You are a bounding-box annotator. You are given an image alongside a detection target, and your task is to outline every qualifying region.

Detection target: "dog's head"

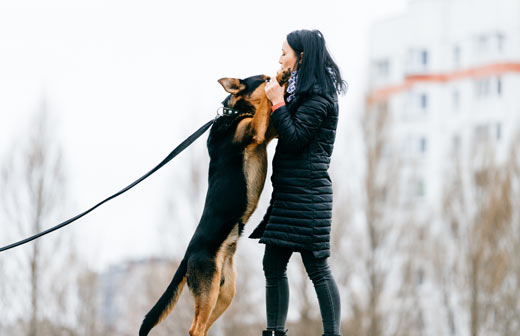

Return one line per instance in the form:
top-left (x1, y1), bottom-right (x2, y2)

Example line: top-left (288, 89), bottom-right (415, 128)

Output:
top-left (217, 71), bottom-right (291, 114)
top-left (217, 75), bottom-right (270, 115)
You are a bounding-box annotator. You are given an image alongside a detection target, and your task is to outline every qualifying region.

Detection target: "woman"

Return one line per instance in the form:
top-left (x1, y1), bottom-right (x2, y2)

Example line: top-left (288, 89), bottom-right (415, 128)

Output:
top-left (249, 29), bottom-right (347, 336)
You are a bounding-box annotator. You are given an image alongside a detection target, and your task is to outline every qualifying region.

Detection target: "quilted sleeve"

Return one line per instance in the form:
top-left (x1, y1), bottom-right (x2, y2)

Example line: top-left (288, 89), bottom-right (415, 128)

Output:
top-left (271, 95), bottom-right (330, 152)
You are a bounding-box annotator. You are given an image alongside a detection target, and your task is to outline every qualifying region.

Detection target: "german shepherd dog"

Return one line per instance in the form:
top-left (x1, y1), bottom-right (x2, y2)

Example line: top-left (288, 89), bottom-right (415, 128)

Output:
top-left (139, 72), bottom-right (289, 336)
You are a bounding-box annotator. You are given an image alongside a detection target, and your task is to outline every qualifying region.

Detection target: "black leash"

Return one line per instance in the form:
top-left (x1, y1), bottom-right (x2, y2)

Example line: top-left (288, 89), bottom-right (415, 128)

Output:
top-left (0, 118), bottom-right (215, 253)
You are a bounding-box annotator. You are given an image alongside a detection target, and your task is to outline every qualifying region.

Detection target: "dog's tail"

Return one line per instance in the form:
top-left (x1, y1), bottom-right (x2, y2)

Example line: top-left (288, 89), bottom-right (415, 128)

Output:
top-left (139, 258), bottom-right (188, 336)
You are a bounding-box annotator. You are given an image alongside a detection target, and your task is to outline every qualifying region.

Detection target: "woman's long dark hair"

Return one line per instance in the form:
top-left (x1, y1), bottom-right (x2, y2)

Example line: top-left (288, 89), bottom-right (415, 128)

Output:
top-left (287, 29), bottom-right (347, 97)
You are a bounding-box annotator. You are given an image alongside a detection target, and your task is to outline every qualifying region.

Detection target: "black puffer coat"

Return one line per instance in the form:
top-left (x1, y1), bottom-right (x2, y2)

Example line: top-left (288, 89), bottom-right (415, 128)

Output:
top-left (249, 91), bottom-right (339, 258)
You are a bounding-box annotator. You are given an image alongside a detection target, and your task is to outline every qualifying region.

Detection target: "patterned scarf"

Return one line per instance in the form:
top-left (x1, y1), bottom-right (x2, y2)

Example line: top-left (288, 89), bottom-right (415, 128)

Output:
top-left (285, 67), bottom-right (337, 103)
top-left (286, 70), bottom-right (298, 103)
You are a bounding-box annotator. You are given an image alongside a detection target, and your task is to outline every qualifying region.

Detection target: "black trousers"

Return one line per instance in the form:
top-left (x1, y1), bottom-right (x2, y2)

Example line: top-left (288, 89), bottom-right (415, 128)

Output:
top-left (262, 244), bottom-right (341, 335)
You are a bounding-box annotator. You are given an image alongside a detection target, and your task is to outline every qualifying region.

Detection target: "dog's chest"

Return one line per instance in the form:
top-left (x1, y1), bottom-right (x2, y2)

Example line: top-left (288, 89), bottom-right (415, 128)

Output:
top-left (206, 115), bottom-right (250, 164)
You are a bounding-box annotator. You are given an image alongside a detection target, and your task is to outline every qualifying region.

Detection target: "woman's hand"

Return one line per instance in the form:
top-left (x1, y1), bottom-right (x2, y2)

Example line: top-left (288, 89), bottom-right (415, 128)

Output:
top-left (265, 76), bottom-right (285, 106)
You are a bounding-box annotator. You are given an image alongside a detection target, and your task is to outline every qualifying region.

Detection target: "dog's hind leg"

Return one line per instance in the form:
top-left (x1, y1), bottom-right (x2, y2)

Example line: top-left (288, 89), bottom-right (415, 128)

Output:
top-left (187, 255), bottom-right (223, 336)
top-left (204, 255), bottom-right (237, 335)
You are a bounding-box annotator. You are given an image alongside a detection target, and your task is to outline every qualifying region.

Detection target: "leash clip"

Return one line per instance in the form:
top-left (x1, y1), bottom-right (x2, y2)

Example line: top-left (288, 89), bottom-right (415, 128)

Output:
top-left (215, 106), bottom-right (224, 119)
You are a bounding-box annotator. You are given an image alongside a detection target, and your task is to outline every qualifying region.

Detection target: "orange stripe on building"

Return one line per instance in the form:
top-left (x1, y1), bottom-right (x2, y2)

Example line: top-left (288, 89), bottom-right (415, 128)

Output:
top-left (367, 62), bottom-right (520, 105)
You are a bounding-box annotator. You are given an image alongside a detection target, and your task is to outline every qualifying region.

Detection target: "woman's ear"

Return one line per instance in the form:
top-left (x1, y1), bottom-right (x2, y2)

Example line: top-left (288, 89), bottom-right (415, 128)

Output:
top-left (299, 52), bottom-right (304, 64)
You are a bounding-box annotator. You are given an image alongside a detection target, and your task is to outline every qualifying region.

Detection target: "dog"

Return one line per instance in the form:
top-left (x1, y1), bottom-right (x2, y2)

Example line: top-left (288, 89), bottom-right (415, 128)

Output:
top-left (139, 72), bottom-right (289, 336)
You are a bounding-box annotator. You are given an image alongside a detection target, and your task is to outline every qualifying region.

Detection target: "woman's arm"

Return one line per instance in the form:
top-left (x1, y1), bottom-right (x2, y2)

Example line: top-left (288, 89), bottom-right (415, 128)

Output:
top-left (271, 95), bottom-right (329, 152)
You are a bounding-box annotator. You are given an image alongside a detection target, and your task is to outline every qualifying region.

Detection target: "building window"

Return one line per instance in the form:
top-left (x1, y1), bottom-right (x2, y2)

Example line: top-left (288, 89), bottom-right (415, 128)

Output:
top-left (417, 268), bottom-right (425, 285)
top-left (406, 178), bottom-right (426, 199)
top-left (476, 77), bottom-right (502, 97)
top-left (477, 35), bottom-right (489, 52)
top-left (374, 59), bottom-right (390, 78)
top-left (452, 135), bottom-right (461, 152)
top-left (453, 45), bottom-right (461, 67)
top-left (419, 137), bottom-right (428, 153)
top-left (420, 94), bottom-right (428, 110)
top-left (452, 90), bottom-right (460, 109)
top-left (406, 48), bottom-right (429, 73)
top-left (476, 32), bottom-right (505, 55)
top-left (421, 50), bottom-right (429, 66)
top-left (496, 123), bottom-right (502, 140)
top-left (417, 180), bottom-right (426, 197)
top-left (475, 124), bottom-right (489, 142)
top-left (496, 33), bottom-right (505, 52)
top-left (475, 78), bottom-right (491, 98)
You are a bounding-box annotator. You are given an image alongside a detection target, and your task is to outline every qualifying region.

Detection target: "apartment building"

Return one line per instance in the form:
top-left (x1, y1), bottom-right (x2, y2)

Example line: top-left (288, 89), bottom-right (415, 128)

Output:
top-left (367, 0), bottom-right (520, 210)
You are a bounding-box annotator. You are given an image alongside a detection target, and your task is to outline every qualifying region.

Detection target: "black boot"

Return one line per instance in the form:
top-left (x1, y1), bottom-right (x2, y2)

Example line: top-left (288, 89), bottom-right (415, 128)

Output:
top-left (262, 330), bottom-right (287, 336)
top-left (322, 334), bottom-right (341, 336)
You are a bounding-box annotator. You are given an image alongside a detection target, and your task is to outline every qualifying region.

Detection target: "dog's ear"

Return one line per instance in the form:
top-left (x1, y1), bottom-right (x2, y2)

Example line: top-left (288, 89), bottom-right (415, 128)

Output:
top-left (218, 78), bottom-right (246, 95)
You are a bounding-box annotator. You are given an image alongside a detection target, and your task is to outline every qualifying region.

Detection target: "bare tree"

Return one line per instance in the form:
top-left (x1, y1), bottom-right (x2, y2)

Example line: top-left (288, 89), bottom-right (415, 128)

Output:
top-left (75, 266), bottom-right (105, 336)
top-left (362, 104), bottom-right (393, 336)
top-left (440, 132), bottom-right (520, 336)
top-left (496, 132), bottom-right (520, 335)
top-left (96, 257), bottom-right (194, 336)
top-left (0, 104), bottom-right (76, 335)
top-left (0, 256), bottom-right (7, 334)
top-left (332, 103), bottom-right (425, 336)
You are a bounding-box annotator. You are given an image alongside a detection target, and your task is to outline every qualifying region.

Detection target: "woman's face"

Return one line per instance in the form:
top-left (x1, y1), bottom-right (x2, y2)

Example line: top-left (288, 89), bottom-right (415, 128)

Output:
top-left (279, 39), bottom-right (298, 73)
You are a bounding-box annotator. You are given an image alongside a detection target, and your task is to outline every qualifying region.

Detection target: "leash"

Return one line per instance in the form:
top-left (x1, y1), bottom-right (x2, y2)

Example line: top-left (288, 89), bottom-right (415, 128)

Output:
top-left (0, 117), bottom-right (218, 253)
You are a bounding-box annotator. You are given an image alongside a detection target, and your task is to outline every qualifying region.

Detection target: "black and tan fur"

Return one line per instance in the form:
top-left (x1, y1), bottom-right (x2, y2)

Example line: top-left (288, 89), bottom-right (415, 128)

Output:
top-left (139, 72), bottom-right (288, 336)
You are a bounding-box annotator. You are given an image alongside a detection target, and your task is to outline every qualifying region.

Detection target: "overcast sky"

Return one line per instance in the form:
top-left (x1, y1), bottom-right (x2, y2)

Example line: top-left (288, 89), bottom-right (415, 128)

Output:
top-left (0, 0), bottom-right (408, 269)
